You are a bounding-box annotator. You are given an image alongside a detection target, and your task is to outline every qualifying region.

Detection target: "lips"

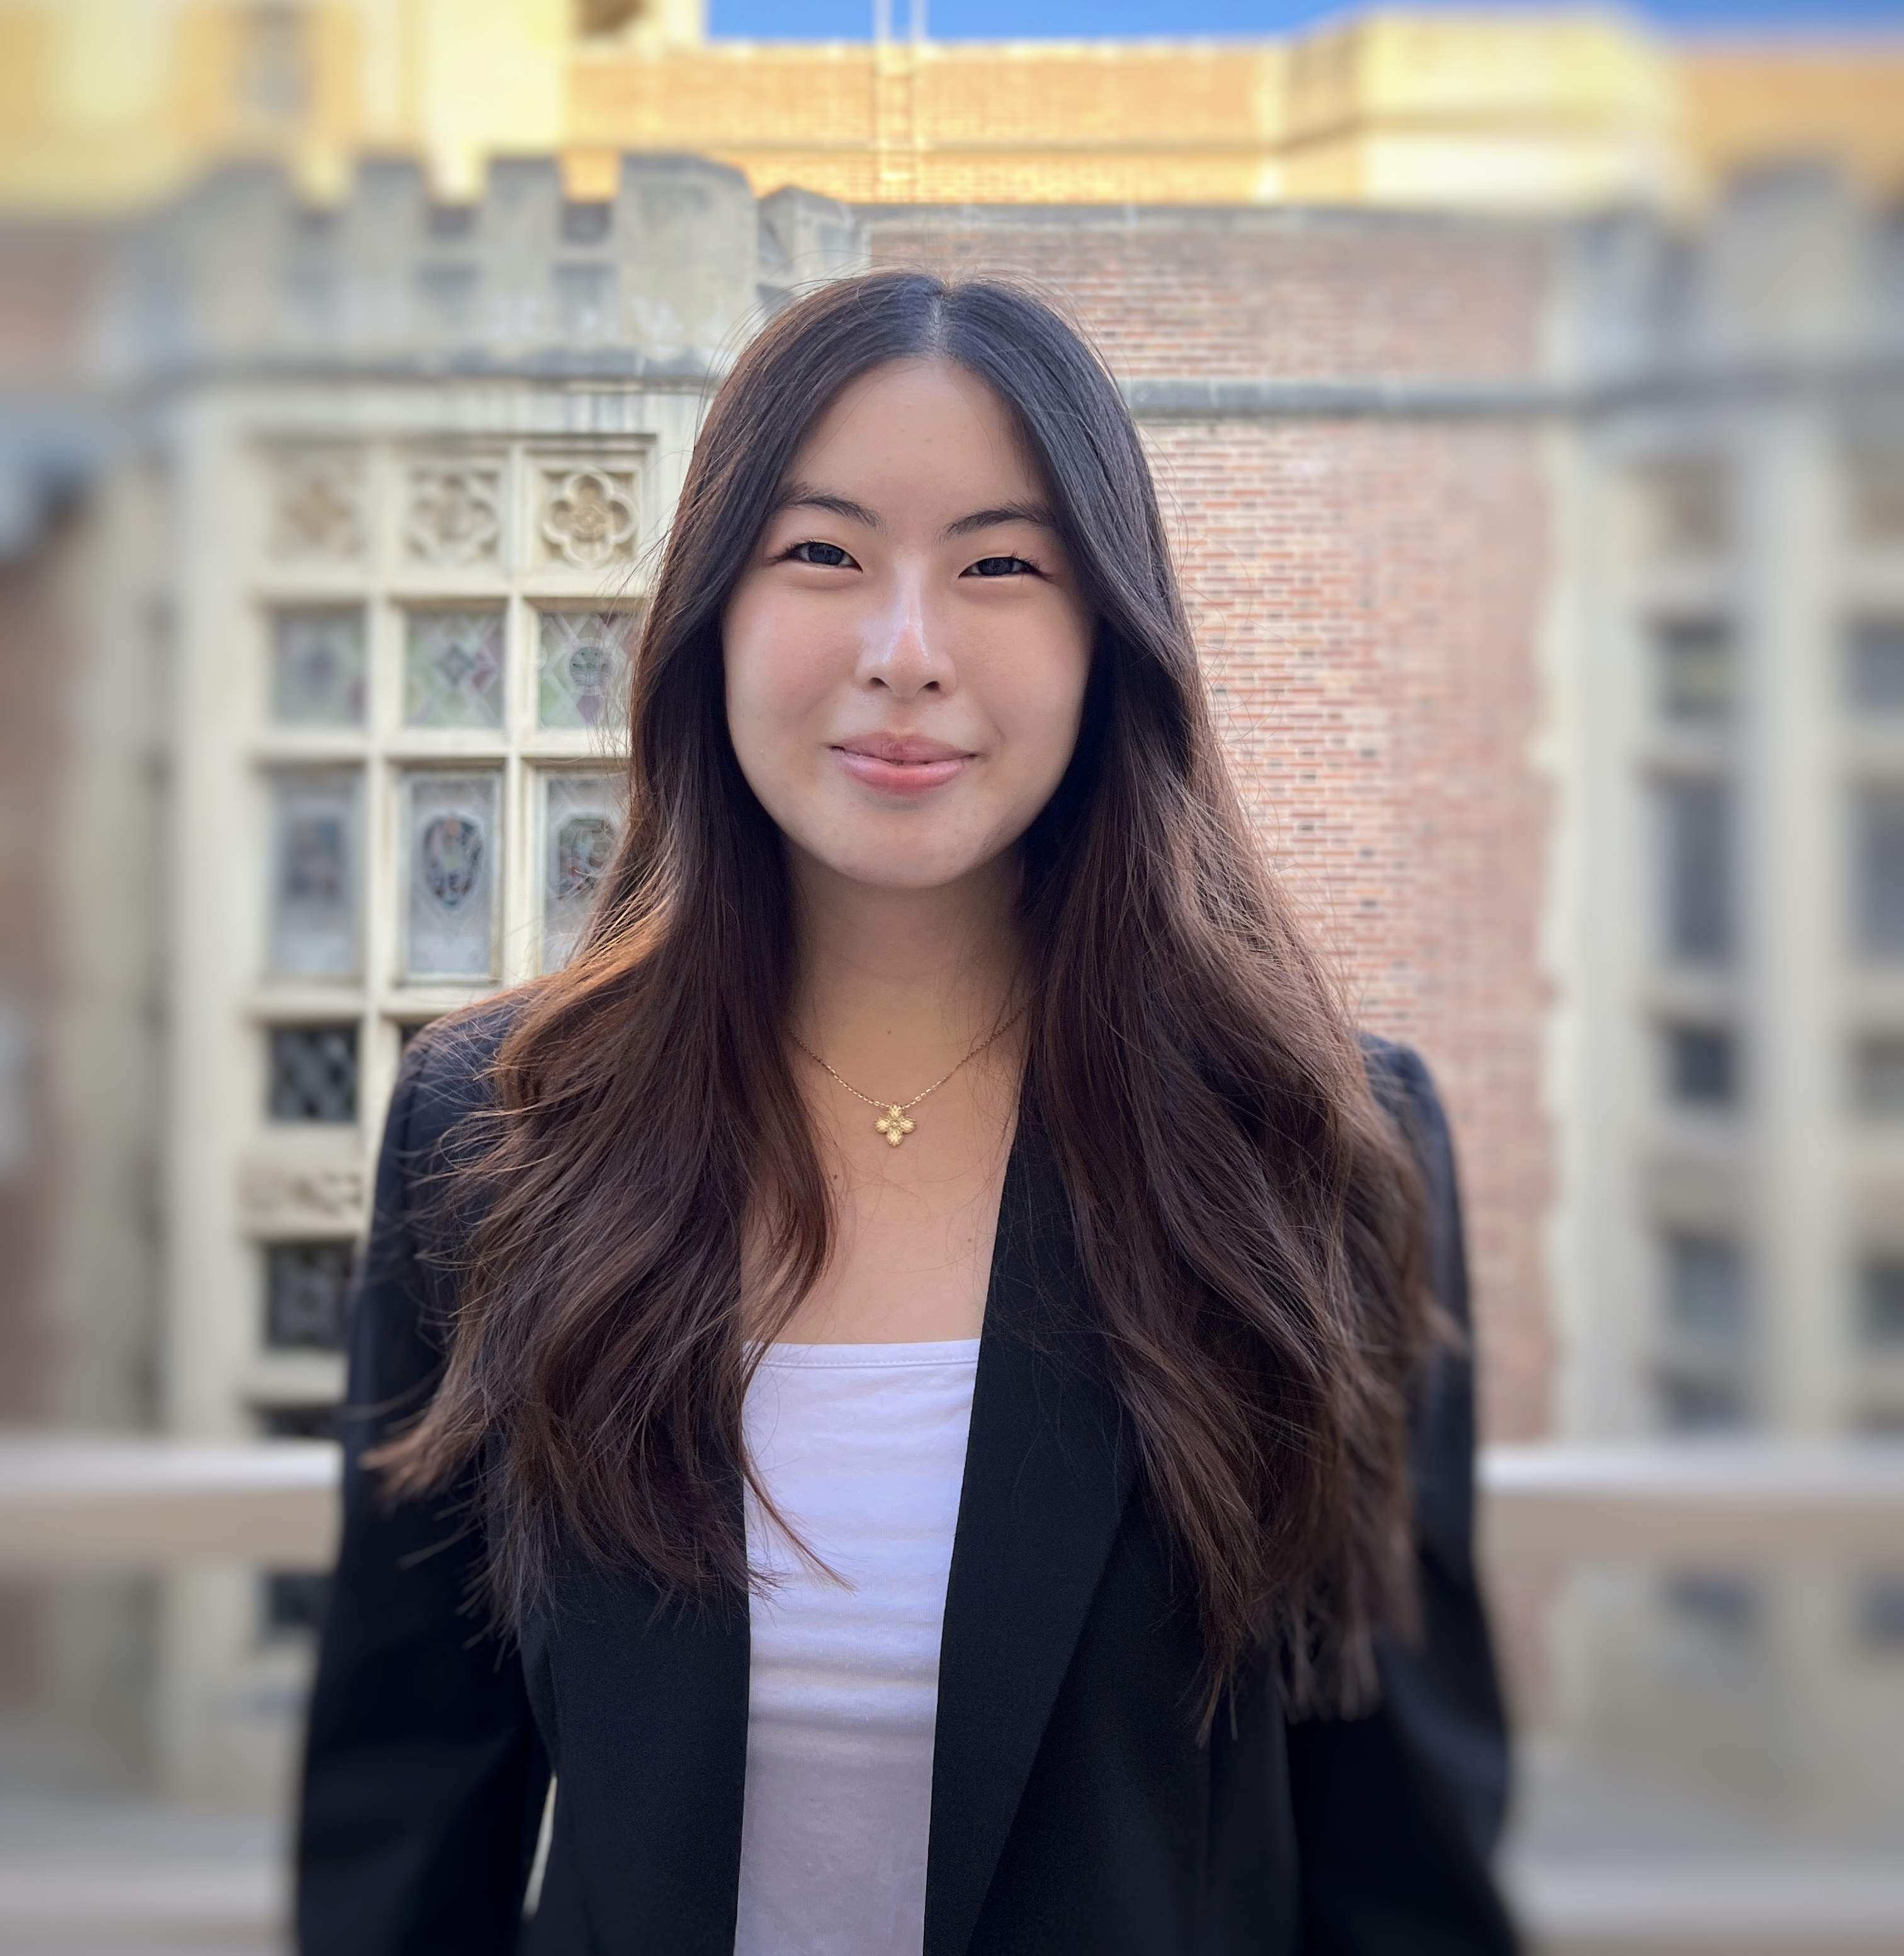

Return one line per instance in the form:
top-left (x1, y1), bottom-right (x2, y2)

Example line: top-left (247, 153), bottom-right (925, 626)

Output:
top-left (830, 732), bottom-right (975, 797)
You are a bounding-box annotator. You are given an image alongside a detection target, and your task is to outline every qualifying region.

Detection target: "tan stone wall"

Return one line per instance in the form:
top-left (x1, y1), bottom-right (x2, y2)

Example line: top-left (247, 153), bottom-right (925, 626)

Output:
top-left (4, 3), bottom-right (1902, 215)
top-left (1683, 46), bottom-right (1904, 205)
top-left (567, 43), bottom-right (1286, 206)
top-left (867, 209), bottom-right (1556, 1441)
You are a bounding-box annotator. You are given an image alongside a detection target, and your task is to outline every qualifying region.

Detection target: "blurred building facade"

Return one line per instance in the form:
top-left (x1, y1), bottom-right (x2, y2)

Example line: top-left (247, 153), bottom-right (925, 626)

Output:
top-left (3, 0), bottom-right (1904, 214)
top-left (0, 0), bottom-right (1901, 1880)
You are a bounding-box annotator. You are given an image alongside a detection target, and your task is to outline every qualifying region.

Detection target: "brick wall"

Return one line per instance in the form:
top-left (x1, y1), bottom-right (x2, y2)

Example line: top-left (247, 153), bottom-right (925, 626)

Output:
top-left (868, 208), bottom-right (1556, 1440)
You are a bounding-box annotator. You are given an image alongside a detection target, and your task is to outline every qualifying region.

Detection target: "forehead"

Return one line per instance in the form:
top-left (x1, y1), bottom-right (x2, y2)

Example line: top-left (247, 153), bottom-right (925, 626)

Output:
top-left (786, 358), bottom-right (1041, 502)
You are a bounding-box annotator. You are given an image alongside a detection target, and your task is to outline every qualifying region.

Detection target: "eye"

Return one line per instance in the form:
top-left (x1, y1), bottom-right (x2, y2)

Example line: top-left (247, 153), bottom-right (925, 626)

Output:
top-left (965, 554), bottom-right (1037, 579)
top-left (787, 540), bottom-right (858, 569)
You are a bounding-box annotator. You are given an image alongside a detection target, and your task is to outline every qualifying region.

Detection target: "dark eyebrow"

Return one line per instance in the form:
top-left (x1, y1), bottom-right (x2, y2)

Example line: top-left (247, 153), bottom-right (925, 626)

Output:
top-left (773, 484), bottom-right (884, 532)
top-left (941, 503), bottom-right (1056, 540)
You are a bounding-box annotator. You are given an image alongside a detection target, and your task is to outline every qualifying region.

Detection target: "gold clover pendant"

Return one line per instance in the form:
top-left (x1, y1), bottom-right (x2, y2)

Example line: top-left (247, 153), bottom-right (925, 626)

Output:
top-left (875, 1103), bottom-right (915, 1147)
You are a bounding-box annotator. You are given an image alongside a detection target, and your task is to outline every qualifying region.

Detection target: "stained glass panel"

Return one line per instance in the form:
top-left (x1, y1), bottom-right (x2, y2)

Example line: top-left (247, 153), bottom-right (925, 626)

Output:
top-left (271, 607), bottom-right (366, 726)
top-left (538, 610), bottom-right (633, 730)
top-left (268, 770), bottom-right (361, 978)
top-left (404, 609), bottom-right (505, 729)
top-left (403, 771), bottom-right (499, 981)
top-left (542, 772), bottom-right (623, 971)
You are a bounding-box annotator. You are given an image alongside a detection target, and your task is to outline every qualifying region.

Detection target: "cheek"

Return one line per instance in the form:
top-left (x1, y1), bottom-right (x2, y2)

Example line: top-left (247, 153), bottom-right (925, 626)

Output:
top-left (722, 593), bottom-right (830, 783)
top-left (987, 621), bottom-right (1093, 799)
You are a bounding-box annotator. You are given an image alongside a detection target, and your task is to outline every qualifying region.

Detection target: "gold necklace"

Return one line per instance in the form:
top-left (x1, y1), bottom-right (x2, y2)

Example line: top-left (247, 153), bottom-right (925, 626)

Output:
top-left (791, 1000), bottom-right (1029, 1148)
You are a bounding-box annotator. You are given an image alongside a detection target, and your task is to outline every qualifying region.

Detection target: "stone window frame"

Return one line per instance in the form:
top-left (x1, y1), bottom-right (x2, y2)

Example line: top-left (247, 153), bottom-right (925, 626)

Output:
top-left (242, 435), bottom-right (646, 1431)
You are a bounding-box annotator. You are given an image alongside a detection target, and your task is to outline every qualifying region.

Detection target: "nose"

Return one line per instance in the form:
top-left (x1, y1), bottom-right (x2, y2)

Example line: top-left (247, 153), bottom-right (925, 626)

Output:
top-left (856, 562), bottom-right (951, 701)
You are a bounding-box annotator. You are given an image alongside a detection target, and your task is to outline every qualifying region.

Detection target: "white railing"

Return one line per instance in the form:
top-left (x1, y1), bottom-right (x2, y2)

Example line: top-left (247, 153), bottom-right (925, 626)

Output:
top-left (1477, 1439), bottom-right (1904, 1567)
top-left (4, 1432), bottom-right (1904, 1956)
top-left (6, 1431), bottom-right (1903, 1572)
top-left (0, 1433), bottom-right (339, 1571)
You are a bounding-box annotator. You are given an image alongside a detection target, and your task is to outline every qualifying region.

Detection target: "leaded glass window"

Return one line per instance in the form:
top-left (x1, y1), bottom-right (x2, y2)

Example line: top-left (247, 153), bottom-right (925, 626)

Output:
top-left (543, 771), bottom-right (623, 970)
top-left (1664, 1023), bottom-right (1737, 1106)
top-left (1857, 1574), bottom-right (1904, 1652)
top-left (1856, 785), bottom-right (1904, 958)
top-left (267, 770), bottom-right (361, 979)
top-left (264, 1240), bottom-right (354, 1350)
top-left (403, 771), bottom-right (500, 981)
top-left (1656, 618), bottom-right (1734, 724)
top-left (1662, 1572), bottom-right (1760, 1642)
top-left (1850, 450), bottom-right (1904, 550)
top-left (403, 608), bottom-right (505, 729)
top-left (258, 1401), bottom-right (337, 1635)
top-left (1641, 458), bottom-right (1727, 564)
top-left (263, 1571), bottom-right (332, 1638)
top-left (1657, 1231), bottom-right (1750, 1431)
top-left (1657, 777), bottom-right (1733, 964)
top-left (267, 1024), bottom-right (358, 1123)
top-left (1854, 1035), bottom-right (1904, 1117)
top-left (271, 606), bottom-right (365, 725)
top-left (1863, 1258), bottom-right (1904, 1348)
top-left (538, 609), bottom-right (633, 730)
top-left (1850, 617), bottom-right (1904, 712)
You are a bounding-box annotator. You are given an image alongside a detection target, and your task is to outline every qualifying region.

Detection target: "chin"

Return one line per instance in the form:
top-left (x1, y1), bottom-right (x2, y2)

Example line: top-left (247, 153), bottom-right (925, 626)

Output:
top-left (825, 850), bottom-right (986, 892)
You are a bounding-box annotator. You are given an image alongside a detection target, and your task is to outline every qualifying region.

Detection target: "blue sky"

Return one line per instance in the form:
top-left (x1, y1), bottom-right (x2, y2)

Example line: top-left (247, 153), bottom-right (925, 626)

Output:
top-left (709, 0), bottom-right (1904, 44)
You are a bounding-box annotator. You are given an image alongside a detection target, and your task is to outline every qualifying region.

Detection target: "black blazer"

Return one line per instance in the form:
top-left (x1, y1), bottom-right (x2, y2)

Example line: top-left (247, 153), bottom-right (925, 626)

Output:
top-left (297, 1020), bottom-right (1519, 1956)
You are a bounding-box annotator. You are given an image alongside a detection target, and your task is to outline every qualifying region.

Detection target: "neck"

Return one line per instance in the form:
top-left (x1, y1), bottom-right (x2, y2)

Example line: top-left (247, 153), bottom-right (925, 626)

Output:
top-left (789, 848), bottom-right (1024, 1091)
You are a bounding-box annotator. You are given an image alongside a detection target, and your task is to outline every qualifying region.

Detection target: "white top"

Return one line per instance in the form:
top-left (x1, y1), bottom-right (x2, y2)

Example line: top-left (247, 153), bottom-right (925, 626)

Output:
top-left (733, 1339), bottom-right (981, 1956)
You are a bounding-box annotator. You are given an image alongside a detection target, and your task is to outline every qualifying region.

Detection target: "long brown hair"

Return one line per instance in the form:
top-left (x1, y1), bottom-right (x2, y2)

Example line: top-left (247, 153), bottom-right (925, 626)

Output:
top-left (379, 271), bottom-right (1431, 1720)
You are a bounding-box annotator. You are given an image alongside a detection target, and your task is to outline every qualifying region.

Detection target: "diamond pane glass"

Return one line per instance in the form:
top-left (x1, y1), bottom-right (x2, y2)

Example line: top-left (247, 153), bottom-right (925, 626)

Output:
top-left (268, 770), bottom-right (361, 978)
top-left (265, 1240), bottom-right (354, 1350)
top-left (404, 609), bottom-right (504, 729)
top-left (538, 610), bottom-right (633, 730)
top-left (271, 607), bottom-right (365, 725)
top-left (543, 772), bottom-right (623, 971)
top-left (268, 1024), bottom-right (359, 1123)
top-left (403, 771), bottom-right (499, 981)
top-left (263, 1571), bottom-right (332, 1637)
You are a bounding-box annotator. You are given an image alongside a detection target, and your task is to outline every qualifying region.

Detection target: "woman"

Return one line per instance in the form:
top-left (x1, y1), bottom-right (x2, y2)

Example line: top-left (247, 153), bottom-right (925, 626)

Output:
top-left (298, 272), bottom-right (1517, 1955)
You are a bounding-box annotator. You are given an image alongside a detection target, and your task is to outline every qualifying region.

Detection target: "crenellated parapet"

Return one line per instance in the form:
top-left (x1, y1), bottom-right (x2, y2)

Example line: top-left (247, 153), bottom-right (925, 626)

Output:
top-left (101, 155), bottom-right (867, 385)
top-left (1563, 164), bottom-right (1904, 403)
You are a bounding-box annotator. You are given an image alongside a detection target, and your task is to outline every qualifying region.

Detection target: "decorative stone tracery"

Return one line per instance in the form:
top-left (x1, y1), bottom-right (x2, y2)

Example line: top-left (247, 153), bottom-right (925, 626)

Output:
top-left (403, 458), bottom-right (503, 567)
top-left (268, 447), bottom-right (365, 561)
top-left (539, 463), bottom-right (640, 569)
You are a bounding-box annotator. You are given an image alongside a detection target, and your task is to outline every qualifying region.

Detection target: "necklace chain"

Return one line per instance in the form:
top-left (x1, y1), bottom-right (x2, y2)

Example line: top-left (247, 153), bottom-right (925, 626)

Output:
top-left (790, 999), bottom-right (1030, 1148)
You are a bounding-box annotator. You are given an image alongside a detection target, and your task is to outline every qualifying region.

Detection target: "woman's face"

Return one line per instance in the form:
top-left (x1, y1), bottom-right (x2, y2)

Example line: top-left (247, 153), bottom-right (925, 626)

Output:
top-left (723, 358), bottom-right (1095, 894)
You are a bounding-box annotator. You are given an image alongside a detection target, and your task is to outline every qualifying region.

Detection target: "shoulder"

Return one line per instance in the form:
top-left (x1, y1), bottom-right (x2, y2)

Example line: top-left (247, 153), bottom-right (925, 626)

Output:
top-left (1357, 1031), bottom-right (1434, 1111)
top-left (1357, 1032), bottom-right (1470, 1334)
top-left (387, 994), bottom-right (530, 1171)
top-left (1352, 1040), bottom-right (1462, 1173)
top-left (1356, 1036), bottom-right (1460, 1256)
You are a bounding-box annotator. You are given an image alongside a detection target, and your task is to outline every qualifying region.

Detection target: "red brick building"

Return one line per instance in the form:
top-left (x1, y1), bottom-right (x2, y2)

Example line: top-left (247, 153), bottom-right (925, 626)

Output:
top-left (870, 207), bottom-right (1557, 1442)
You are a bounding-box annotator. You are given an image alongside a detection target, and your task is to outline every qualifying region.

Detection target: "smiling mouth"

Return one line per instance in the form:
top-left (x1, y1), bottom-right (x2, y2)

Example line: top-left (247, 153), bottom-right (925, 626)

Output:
top-left (830, 736), bottom-right (975, 797)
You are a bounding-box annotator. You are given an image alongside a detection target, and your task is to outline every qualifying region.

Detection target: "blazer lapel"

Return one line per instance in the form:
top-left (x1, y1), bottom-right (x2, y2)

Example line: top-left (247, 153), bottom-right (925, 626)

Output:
top-left (924, 1120), bottom-right (1136, 1956)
